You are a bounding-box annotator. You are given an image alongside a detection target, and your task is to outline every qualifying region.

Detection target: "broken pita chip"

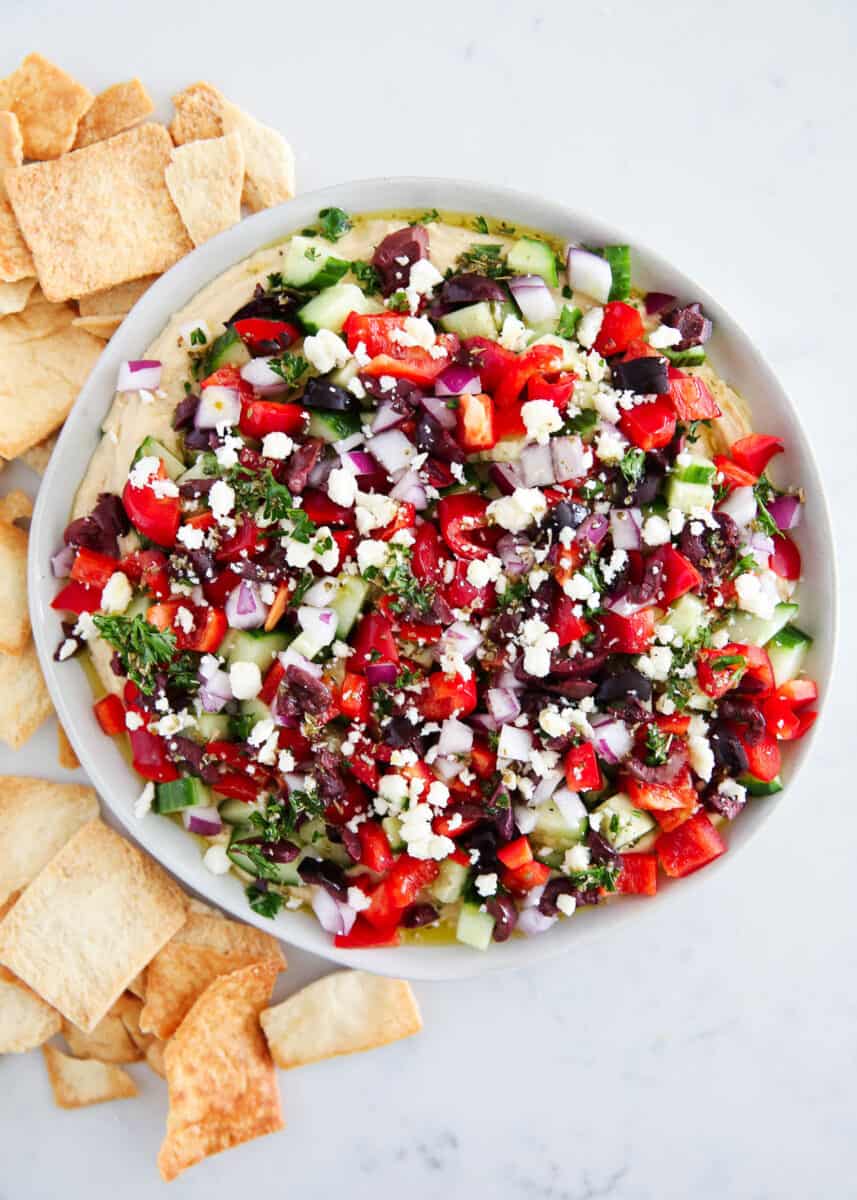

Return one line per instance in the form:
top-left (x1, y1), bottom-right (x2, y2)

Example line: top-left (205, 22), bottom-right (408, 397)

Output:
top-left (0, 110), bottom-right (23, 169)
top-left (146, 1038), bottom-right (167, 1079)
top-left (261, 971), bottom-right (422, 1070)
top-left (62, 1003), bottom-right (141, 1063)
top-left (0, 288), bottom-right (75, 343)
top-left (168, 81), bottom-right (225, 144)
top-left (72, 78), bottom-right (154, 149)
top-left (165, 132), bottom-right (244, 247)
top-left (113, 992), bottom-right (153, 1056)
top-left (158, 960), bottom-right (283, 1182)
top-left (140, 911), bottom-right (284, 1039)
top-left (0, 195), bottom-right (34, 284)
top-left (42, 1043), bottom-right (137, 1108)
top-left (0, 818), bottom-right (187, 1031)
top-left (76, 273), bottom-right (158, 318)
top-left (0, 520), bottom-right (29, 653)
top-left (0, 964), bottom-right (61, 1052)
top-left (0, 488), bottom-right (33, 524)
top-left (126, 971), bottom-right (146, 1000)
top-left (1, 54), bottom-right (93, 160)
top-left (5, 124), bottom-right (192, 302)
top-left (0, 776), bottom-right (98, 907)
top-left (71, 314), bottom-right (122, 340)
top-left (0, 277), bottom-right (35, 315)
top-left (0, 639), bottom-right (53, 748)
top-left (57, 724), bottom-right (80, 769)
top-left (18, 432), bottom-right (57, 475)
top-left (0, 891), bottom-right (18, 921)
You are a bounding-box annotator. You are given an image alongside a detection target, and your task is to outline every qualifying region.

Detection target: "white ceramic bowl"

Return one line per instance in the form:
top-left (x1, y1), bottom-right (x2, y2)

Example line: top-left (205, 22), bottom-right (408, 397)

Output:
top-left (28, 179), bottom-right (837, 980)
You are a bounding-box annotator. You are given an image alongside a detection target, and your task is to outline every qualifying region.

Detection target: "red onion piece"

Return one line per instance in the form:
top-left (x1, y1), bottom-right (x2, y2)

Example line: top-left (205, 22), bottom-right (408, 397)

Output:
top-left (517, 908), bottom-right (557, 936)
top-left (490, 462), bottom-right (523, 495)
top-left (532, 769), bottom-right (564, 806)
top-left (225, 581), bottom-right (269, 629)
top-left (195, 385), bottom-right (242, 429)
top-left (341, 450), bottom-right (378, 478)
top-left (486, 687), bottom-right (521, 725)
top-left (420, 394), bottom-right (457, 430)
top-left (576, 512), bottom-right (609, 548)
top-left (589, 716), bottom-right (633, 764)
top-left (520, 442), bottom-right (556, 487)
top-left (434, 365), bottom-right (482, 397)
top-left (183, 806), bottom-right (223, 837)
top-left (609, 507), bottom-right (641, 550)
top-left (468, 712), bottom-right (499, 733)
top-left (278, 647), bottom-right (323, 678)
top-left (496, 532), bottom-right (534, 578)
top-left (508, 274), bottom-right (557, 325)
top-left (240, 356), bottom-right (289, 395)
top-left (493, 667), bottom-right (526, 693)
top-left (432, 755), bottom-right (465, 782)
top-left (200, 667), bottom-right (233, 713)
top-left (717, 485), bottom-right (756, 528)
top-left (438, 716), bottom-right (474, 757)
top-left (551, 435), bottom-right (591, 483)
top-left (371, 400), bottom-right (409, 434)
top-left (117, 359), bottom-right (161, 392)
top-left (51, 544), bottom-right (76, 578)
top-left (553, 787), bottom-right (587, 827)
top-left (644, 291), bottom-right (677, 316)
top-left (440, 621), bottom-right (483, 661)
top-left (389, 469), bottom-right (428, 510)
top-left (747, 531), bottom-right (775, 567)
top-left (369, 429), bottom-right (417, 475)
top-left (497, 724), bottom-right (533, 761)
top-left (566, 247), bottom-right (612, 303)
top-left (366, 660), bottom-right (398, 686)
top-left (311, 885), bottom-right (356, 937)
top-left (767, 493), bottom-right (802, 531)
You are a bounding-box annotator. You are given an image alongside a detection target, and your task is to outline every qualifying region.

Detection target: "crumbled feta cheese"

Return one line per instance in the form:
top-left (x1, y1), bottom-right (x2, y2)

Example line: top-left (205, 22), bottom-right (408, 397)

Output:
top-left (498, 314), bottom-right (530, 352)
top-left (594, 387), bottom-right (620, 424)
top-left (303, 328), bottom-right (351, 374)
top-left (668, 508), bottom-right (686, 536)
top-left (427, 780), bottom-right (450, 808)
top-left (718, 778), bottom-right (747, 808)
top-left (636, 646), bottom-right (673, 681)
top-left (466, 555), bottom-right (503, 589)
top-left (475, 872), bottom-right (498, 897)
top-left (356, 539), bottom-right (388, 575)
top-left (648, 323), bottom-right (683, 349)
top-left (347, 885), bottom-right (371, 912)
top-left (125, 711), bottom-right (144, 731)
top-left (595, 426), bottom-right (627, 464)
top-left (688, 730), bottom-right (715, 782)
top-left (377, 773), bottom-right (408, 815)
top-left (261, 431), bottom-right (294, 460)
top-left (642, 514), bottom-right (672, 546)
top-left (229, 661), bottom-right (262, 701)
top-left (178, 320), bottom-right (210, 347)
top-left (57, 638), bottom-right (78, 661)
top-left (203, 844), bottom-right (231, 875)
top-left (521, 616), bottom-right (559, 679)
top-left (576, 306), bottom-right (604, 349)
top-left (134, 782), bottom-right (154, 820)
top-left (563, 844), bottom-right (591, 872)
top-left (404, 257), bottom-right (443, 311)
top-left (522, 398), bottom-right (563, 445)
top-left (210, 479), bottom-right (235, 521)
top-left (656, 694), bottom-right (676, 716)
top-left (127, 455), bottom-right (159, 490)
top-left (389, 315), bottom-right (437, 350)
top-left (735, 571), bottom-right (780, 620)
top-left (539, 705), bottom-right (573, 738)
top-left (563, 571), bottom-right (595, 602)
top-left (100, 571), bottom-right (133, 614)
top-left (355, 490), bottom-right (397, 535)
top-left (176, 523), bottom-right (205, 551)
top-left (347, 376), bottom-right (366, 400)
top-left (399, 802), bottom-right (455, 861)
top-left (327, 466), bottom-right (358, 508)
top-left (214, 433), bottom-right (244, 469)
top-left (174, 606), bottom-right (195, 635)
top-left (285, 539), bottom-right (314, 568)
top-left (556, 893), bottom-right (577, 917)
top-left (248, 717), bottom-right (275, 748)
top-left (710, 627), bottom-right (729, 649)
top-left (74, 612), bottom-right (98, 642)
top-left (601, 548), bottom-right (628, 586)
top-left (487, 487), bottom-right (547, 533)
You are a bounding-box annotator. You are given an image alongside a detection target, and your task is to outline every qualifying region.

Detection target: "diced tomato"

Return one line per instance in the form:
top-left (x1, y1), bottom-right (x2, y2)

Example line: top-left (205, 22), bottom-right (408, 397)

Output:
top-left (202, 567), bottom-right (243, 607)
top-left (493, 344), bottom-right (563, 410)
top-left (442, 558), bottom-right (495, 613)
top-left (122, 462), bottom-right (181, 547)
top-left (469, 738), bottom-right (497, 780)
top-left (200, 365), bottom-right (253, 394)
top-left (792, 710), bottom-right (818, 739)
top-left (461, 336), bottom-right (518, 392)
top-left (348, 614), bottom-right (400, 674)
top-left (239, 398), bottom-right (307, 440)
top-left (120, 549), bottom-right (171, 599)
top-left (616, 853), bottom-right (658, 896)
top-left (433, 812), bottom-right (480, 839)
top-left (730, 433), bottom-right (784, 477)
top-left (502, 859), bottom-right (551, 895)
top-left (378, 501), bottom-right (416, 541)
top-left (739, 730), bottom-right (782, 782)
top-left (357, 822), bottom-right (394, 874)
top-left (594, 301), bottom-right (644, 357)
top-left (51, 581), bottom-right (101, 614)
top-left (769, 534), bottom-right (801, 581)
top-left (760, 694), bottom-right (802, 741)
top-left (619, 395), bottom-right (676, 451)
top-left (697, 643), bottom-right (774, 700)
top-left (232, 317), bottom-right (299, 354)
top-left (334, 917), bottom-right (400, 948)
top-left (526, 371), bottom-right (576, 412)
top-left (456, 392), bottom-right (497, 452)
top-left (621, 338), bottom-right (662, 361)
top-left (626, 768), bottom-right (697, 813)
top-left (713, 454), bottom-right (758, 490)
top-left (70, 547), bottom-right (118, 590)
top-left (657, 811), bottom-right (726, 878)
top-left (653, 546), bottom-right (702, 606)
top-left (344, 312), bottom-right (456, 384)
top-left (549, 592), bottom-right (591, 648)
top-left (418, 671), bottom-right (477, 719)
top-left (493, 399), bottom-right (526, 440)
top-left (497, 836), bottom-right (533, 870)
top-left (181, 606), bottom-right (228, 654)
top-left (654, 713), bottom-right (691, 735)
top-left (277, 726), bottom-right (311, 761)
top-left (437, 493), bottom-right (497, 560)
top-left (596, 608), bottom-right (656, 654)
top-left (214, 516), bottom-right (264, 562)
top-left (666, 369), bottom-right (721, 421)
top-left (775, 678), bottom-right (818, 708)
top-left (554, 540), bottom-right (583, 588)
top-left (396, 617), bottom-right (443, 644)
top-left (339, 672), bottom-right (371, 723)
top-left (411, 521), bottom-right (449, 587)
top-left (93, 694), bottom-right (126, 736)
top-left (331, 528), bottom-right (358, 563)
top-left (212, 771), bottom-right (262, 803)
top-left (259, 659), bottom-right (286, 706)
top-left (128, 728), bottom-right (179, 783)
top-left (564, 742), bottom-right (603, 792)
top-left (386, 855), bottom-right (440, 908)
top-left (183, 511), bottom-right (217, 533)
top-left (301, 488), bottom-right (355, 528)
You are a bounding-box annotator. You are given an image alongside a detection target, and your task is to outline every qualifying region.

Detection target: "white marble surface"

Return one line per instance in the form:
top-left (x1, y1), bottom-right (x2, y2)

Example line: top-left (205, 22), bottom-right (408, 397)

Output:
top-left (1, 1), bottom-right (855, 1196)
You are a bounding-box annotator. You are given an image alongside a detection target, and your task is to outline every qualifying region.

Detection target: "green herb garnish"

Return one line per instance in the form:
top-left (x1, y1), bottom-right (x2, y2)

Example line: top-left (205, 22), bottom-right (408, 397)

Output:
top-left (351, 260), bottom-right (381, 294)
top-left (411, 209), bottom-right (439, 225)
top-left (644, 724), bottom-right (673, 767)
top-left (473, 215), bottom-right (489, 234)
top-left (710, 653), bottom-right (747, 671)
top-left (619, 446), bottom-right (646, 487)
top-left (386, 290), bottom-right (410, 313)
top-left (92, 614), bottom-right (176, 696)
top-left (557, 304), bottom-right (582, 339)
top-left (269, 352), bottom-right (309, 388)
top-left (318, 207), bottom-right (352, 242)
top-left (245, 885), bottom-right (284, 919)
top-left (457, 243), bottom-right (506, 279)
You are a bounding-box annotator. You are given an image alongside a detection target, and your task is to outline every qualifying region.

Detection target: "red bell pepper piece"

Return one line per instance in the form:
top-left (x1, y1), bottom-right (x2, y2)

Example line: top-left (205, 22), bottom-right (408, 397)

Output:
top-left (301, 488), bottom-right (355, 528)
top-left (494, 344), bottom-right (563, 410)
top-left (666, 369), bottom-right (721, 421)
top-left (654, 713), bottom-right (691, 735)
top-left (526, 371), bottom-right (576, 412)
top-left (331, 528), bottom-right (358, 564)
top-left (339, 672), bottom-right (371, 723)
top-left (239, 399), bottom-right (307, 440)
top-left (334, 917), bottom-right (400, 948)
top-left (596, 608), bottom-right (656, 654)
top-left (442, 559), bottom-right (495, 614)
top-left (120, 549), bottom-right (170, 600)
top-left (129, 728), bottom-right (179, 783)
top-left (455, 392), bottom-right (497, 452)
top-left (738, 730), bottom-right (781, 781)
top-left (51, 581), bottom-right (101, 614)
top-left (70, 547), bottom-right (119, 590)
top-left (411, 521), bottom-right (449, 586)
top-left (657, 811), bottom-right (726, 878)
top-left (497, 836), bottom-right (534, 871)
top-left (697, 643), bottom-right (774, 700)
top-left (233, 317), bottom-right (299, 354)
top-left (730, 433), bottom-right (784, 477)
top-left (616, 853), bottom-right (658, 896)
top-left (652, 545), bottom-right (702, 606)
top-left (200, 365), bottom-right (253, 393)
top-left (468, 738), bottom-right (498, 780)
top-left (776, 678), bottom-right (818, 708)
top-left (344, 312), bottom-right (456, 384)
top-left (378, 500), bottom-right (416, 541)
top-left (181, 606), bottom-right (228, 654)
top-left (501, 860), bottom-right (551, 895)
top-left (418, 671), bottom-right (477, 719)
top-left (93, 693), bottom-right (126, 736)
top-left (593, 301), bottom-right (644, 357)
top-left (348, 740), bottom-right (381, 792)
top-left (549, 592), bottom-right (591, 647)
top-left (122, 461), bottom-right (181, 548)
top-left (437, 493), bottom-right (497, 560)
top-left (769, 534), bottom-right (801, 581)
top-left (259, 659), bottom-right (286, 706)
top-left (348, 614), bottom-right (400, 674)
top-left (619, 395), bottom-right (676, 451)
top-left (760, 694), bottom-right (802, 740)
top-left (212, 771), bottom-right (262, 803)
top-left (564, 742), bottom-right (603, 792)
top-left (713, 454), bottom-right (758, 490)
top-left (626, 768), bottom-right (697, 814)
top-left (357, 822), bottom-right (395, 874)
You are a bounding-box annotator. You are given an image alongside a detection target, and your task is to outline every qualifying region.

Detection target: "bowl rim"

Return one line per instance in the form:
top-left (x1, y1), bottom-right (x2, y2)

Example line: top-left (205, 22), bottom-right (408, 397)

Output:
top-left (28, 176), bottom-right (839, 980)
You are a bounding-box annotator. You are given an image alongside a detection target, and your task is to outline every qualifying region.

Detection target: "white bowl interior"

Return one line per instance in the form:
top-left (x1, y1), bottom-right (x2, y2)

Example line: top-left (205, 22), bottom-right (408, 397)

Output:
top-left (28, 179), bottom-right (838, 980)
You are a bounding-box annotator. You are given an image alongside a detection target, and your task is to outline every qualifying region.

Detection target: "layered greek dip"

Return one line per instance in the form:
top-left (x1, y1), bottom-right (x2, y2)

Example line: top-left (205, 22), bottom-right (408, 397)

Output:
top-left (51, 208), bottom-right (819, 950)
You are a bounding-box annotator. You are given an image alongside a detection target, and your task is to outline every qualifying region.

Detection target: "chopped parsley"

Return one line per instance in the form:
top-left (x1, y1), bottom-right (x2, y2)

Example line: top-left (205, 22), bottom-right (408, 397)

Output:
top-left (269, 351), bottom-right (308, 388)
top-left (644, 723), bottom-right (673, 766)
top-left (457, 243), bottom-right (506, 278)
top-left (245, 884), bottom-right (284, 919)
top-left (189, 326), bottom-right (207, 347)
top-left (363, 543), bottom-right (434, 615)
top-left (753, 474), bottom-right (782, 537)
top-left (563, 408), bottom-right (598, 437)
top-left (387, 290), bottom-right (410, 313)
top-left (557, 304), bottom-right (582, 339)
top-left (497, 578), bottom-right (528, 609)
top-left (411, 208), bottom-right (439, 225)
top-left (730, 551), bottom-right (758, 579)
top-left (318, 206), bottom-right (352, 242)
top-left (619, 446), bottom-right (646, 487)
top-left (225, 467), bottom-right (318, 538)
top-left (473, 215), bottom-right (490, 234)
top-left (350, 260), bottom-right (381, 294)
top-left (250, 792), bottom-right (323, 840)
top-left (91, 614), bottom-right (176, 695)
top-left (710, 653), bottom-right (747, 671)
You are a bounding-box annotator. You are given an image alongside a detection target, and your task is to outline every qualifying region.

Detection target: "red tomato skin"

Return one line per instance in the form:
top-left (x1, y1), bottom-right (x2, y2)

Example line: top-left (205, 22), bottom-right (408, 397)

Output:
top-left (437, 493), bottom-right (496, 560)
top-left (456, 392), bottom-right (497, 452)
top-left (239, 399), bottom-right (307, 440)
top-left (596, 608), bottom-right (656, 654)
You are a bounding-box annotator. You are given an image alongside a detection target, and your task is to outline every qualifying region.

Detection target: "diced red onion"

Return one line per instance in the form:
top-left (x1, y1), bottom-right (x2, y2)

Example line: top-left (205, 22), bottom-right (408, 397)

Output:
top-left (225, 581), bottom-right (269, 629)
top-left (496, 532), bottom-right (535, 578)
top-left (390, 469), bottom-right (428, 510)
top-left (486, 688), bottom-right (521, 725)
top-left (302, 577), bottom-right (339, 608)
top-left (520, 442), bottom-right (556, 487)
top-left (420, 395), bottom-right (457, 430)
top-left (553, 787), bottom-right (587, 826)
top-left (438, 716), bottom-right (474, 757)
top-left (334, 433), bottom-right (365, 455)
top-left (610, 507), bottom-right (642, 550)
top-left (240, 356), bottom-right (289, 395)
top-left (51, 544), bottom-right (76, 578)
top-left (493, 668), bottom-right (526, 693)
top-left (602, 590), bottom-right (650, 617)
top-left (200, 667), bottom-right (233, 713)
top-left (514, 804), bottom-right (538, 835)
top-left (310, 885), bottom-right (356, 937)
top-left (589, 716), bottom-right (633, 764)
top-left (576, 512), bottom-right (609, 548)
top-left (434, 365), bottom-right (482, 397)
top-left (297, 605), bottom-right (337, 648)
top-left (307, 455), bottom-right (335, 490)
top-left (644, 292), bottom-right (677, 316)
top-left (441, 621), bottom-right (483, 662)
top-left (767, 493), bottom-right (802, 531)
top-left (183, 806), bottom-right (223, 836)
top-left (517, 908), bottom-right (557, 936)
top-left (284, 773), bottom-right (310, 792)
top-left (432, 755), bottom-right (464, 782)
top-left (532, 769), bottom-right (564, 806)
top-left (566, 247), bottom-right (612, 303)
top-left (369, 429), bottom-right (417, 475)
top-left (508, 275), bottom-right (557, 325)
top-left (468, 712), bottom-right (499, 733)
top-left (490, 462), bottom-right (523, 495)
top-left (366, 660), bottom-right (398, 686)
top-left (371, 400), bottom-right (408, 434)
top-left (497, 724), bottom-right (533, 761)
top-left (717, 484), bottom-right (756, 527)
top-left (747, 531), bottom-right (775, 567)
top-left (195, 385), bottom-right (242, 429)
top-left (551, 435), bottom-right (591, 483)
top-left (117, 359), bottom-right (161, 392)
top-left (522, 882), bottom-right (547, 909)
top-left (278, 648), bottom-right (322, 677)
top-left (341, 450), bottom-right (379, 478)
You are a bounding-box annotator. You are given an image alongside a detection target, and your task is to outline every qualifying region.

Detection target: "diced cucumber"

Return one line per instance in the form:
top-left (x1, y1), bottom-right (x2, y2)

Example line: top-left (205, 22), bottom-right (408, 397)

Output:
top-left (329, 358), bottom-right (361, 390)
top-left (726, 602), bottom-right (799, 648)
top-left (287, 631), bottom-right (324, 661)
top-left (766, 623), bottom-right (812, 686)
top-left (601, 245), bottom-right (632, 301)
top-left (738, 774), bottom-right (783, 797)
top-left (155, 776), bottom-right (212, 814)
top-left (455, 902), bottom-right (495, 951)
top-left (594, 792), bottom-right (656, 851)
top-left (665, 476), bottom-right (714, 513)
top-left (507, 236), bottom-right (558, 286)
top-left (201, 326), bottom-right (250, 375)
top-left (439, 301), bottom-right (498, 340)
top-left (125, 593), bottom-right (151, 621)
top-left (330, 574), bottom-right (370, 638)
top-left (532, 794), bottom-right (587, 849)
top-left (219, 797), bottom-right (264, 824)
top-left (239, 697), bottom-right (274, 723)
top-left (194, 712), bottom-right (231, 743)
top-left (667, 593), bottom-right (708, 640)
top-left (227, 825), bottom-right (304, 884)
top-left (664, 345), bottom-right (706, 367)
top-left (228, 712), bottom-right (257, 741)
top-left (176, 453), bottom-right (216, 484)
top-left (281, 236), bottom-right (349, 290)
top-left (307, 409), bottom-right (361, 444)
top-left (133, 436), bottom-right (185, 480)
top-left (220, 628), bottom-right (290, 672)
top-left (674, 455), bottom-right (716, 485)
top-left (381, 815), bottom-right (405, 852)
top-left (430, 858), bottom-right (469, 904)
top-left (296, 817), bottom-right (326, 847)
top-left (297, 283), bottom-right (380, 334)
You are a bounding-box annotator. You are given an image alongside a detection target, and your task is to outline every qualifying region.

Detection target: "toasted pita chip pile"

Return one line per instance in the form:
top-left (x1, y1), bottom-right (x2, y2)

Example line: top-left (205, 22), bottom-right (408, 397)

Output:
top-left (0, 520), bottom-right (30, 653)
top-left (261, 971), bottom-right (422, 1070)
top-left (0, 818), bottom-right (187, 1031)
top-left (158, 960), bottom-right (284, 1182)
top-left (62, 1005), bottom-right (141, 1064)
top-left (165, 132), bottom-right (244, 247)
top-left (0, 964), bottom-right (61, 1052)
top-left (72, 79), bottom-right (154, 150)
top-left (0, 776), bottom-right (97, 906)
top-left (0, 54), bottom-right (93, 160)
top-left (42, 1043), bottom-right (137, 1109)
top-left (0, 488), bottom-right (32, 523)
top-left (0, 640), bottom-right (53, 749)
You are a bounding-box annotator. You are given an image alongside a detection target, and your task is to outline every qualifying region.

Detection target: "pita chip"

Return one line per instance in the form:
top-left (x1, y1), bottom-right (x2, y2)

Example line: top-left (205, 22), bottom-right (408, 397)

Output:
top-left (72, 78), bottom-right (154, 149)
top-left (77, 273), bottom-right (158, 318)
top-left (0, 964), bottom-right (61, 1052)
top-left (0, 54), bottom-right (93, 160)
top-left (0, 639), bottom-right (53, 748)
top-left (62, 1006), bottom-right (141, 1064)
top-left (18, 432), bottom-right (57, 475)
top-left (0, 111), bottom-right (33, 284)
top-left (57, 724), bottom-right (81, 769)
top-left (0, 277), bottom-right (35, 315)
top-left (165, 132), bottom-right (244, 246)
top-left (42, 1044), bottom-right (137, 1109)
top-left (0, 777), bottom-right (98, 907)
top-left (0, 520), bottom-right (29, 653)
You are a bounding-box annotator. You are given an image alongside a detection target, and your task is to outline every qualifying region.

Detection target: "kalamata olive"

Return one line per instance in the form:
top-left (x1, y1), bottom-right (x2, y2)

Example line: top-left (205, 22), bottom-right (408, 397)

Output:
top-left (402, 903), bottom-right (439, 929)
top-left (300, 378), bottom-right (357, 412)
top-left (63, 492), bottom-right (129, 558)
top-left (173, 393), bottom-right (200, 430)
top-left (487, 895), bottom-right (518, 942)
top-left (595, 668), bottom-right (652, 706)
top-left (372, 225), bottom-right (429, 296)
top-left (298, 857), bottom-right (346, 898)
top-left (610, 355), bottom-right (669, 394)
